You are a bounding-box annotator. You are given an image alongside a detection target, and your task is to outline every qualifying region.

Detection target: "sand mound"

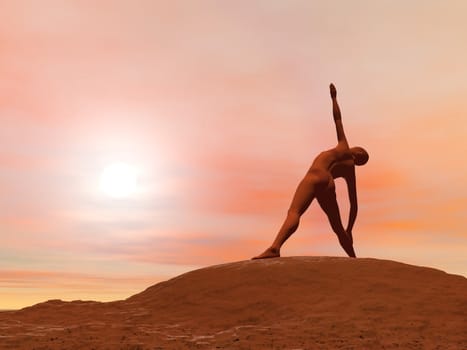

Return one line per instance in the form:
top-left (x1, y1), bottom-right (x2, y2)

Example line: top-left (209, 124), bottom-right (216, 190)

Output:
top-left (1, 257), bottom-right (466, 349)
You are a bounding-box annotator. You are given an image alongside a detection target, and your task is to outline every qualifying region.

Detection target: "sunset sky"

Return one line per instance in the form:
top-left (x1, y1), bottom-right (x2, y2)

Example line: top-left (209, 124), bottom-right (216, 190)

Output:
top-left (1, 1), bottom-right (466, 309)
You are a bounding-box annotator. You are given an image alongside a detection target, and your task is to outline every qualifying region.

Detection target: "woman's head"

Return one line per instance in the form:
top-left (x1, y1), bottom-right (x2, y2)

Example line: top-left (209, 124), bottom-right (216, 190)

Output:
top-left (350, 146), bottom-right (369, 166)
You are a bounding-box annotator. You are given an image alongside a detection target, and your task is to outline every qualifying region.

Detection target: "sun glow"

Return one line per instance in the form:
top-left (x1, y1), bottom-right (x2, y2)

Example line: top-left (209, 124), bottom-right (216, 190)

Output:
top-left (99, 162), bottom-right (138, 198)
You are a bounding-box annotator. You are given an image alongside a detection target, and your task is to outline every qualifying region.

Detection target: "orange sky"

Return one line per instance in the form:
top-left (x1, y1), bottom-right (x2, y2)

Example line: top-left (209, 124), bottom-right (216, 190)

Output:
top-left (1, 1), bottom-right (466, 309)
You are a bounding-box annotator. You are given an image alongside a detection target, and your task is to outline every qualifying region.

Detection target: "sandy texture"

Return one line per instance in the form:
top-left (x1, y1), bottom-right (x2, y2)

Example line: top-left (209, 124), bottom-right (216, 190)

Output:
top-left (0, 256), bottom-right (466, 349)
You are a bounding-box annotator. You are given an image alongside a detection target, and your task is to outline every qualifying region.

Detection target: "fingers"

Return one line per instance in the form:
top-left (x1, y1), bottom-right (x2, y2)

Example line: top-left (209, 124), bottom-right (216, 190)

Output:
top-left (329, 83), bottom-right (337, 98)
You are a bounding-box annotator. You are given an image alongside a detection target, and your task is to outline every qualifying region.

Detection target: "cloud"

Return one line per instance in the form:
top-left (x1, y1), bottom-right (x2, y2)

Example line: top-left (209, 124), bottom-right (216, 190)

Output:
top-left (1, 0), bottom-right (467, 310)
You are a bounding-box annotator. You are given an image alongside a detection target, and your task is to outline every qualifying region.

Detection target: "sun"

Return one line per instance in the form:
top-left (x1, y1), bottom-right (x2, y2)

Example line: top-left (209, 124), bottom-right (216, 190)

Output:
top-left (99, 162), bottom-right (138, 198)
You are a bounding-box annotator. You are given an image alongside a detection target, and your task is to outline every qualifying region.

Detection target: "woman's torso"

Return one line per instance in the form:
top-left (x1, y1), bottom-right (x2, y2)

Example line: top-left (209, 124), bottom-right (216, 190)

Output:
top-left (307, 147), bottom-right (354, 186)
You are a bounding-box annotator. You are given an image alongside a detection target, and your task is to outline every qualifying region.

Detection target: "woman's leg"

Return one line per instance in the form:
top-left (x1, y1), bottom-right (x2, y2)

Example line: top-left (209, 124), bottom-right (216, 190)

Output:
top-left (317, 188), bottom-right (356, 257)
top-left (253, 176), bottom-right (317, 259)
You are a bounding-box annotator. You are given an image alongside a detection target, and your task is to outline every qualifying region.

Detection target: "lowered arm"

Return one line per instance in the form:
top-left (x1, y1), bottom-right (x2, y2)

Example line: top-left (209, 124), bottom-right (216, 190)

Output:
top-left (345, 169), bottom-right (358, 243)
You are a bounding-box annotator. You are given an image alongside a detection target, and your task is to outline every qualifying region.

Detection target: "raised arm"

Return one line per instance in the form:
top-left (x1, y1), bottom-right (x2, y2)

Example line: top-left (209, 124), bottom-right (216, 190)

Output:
top-left (330, 83), bottom-right (349, 148)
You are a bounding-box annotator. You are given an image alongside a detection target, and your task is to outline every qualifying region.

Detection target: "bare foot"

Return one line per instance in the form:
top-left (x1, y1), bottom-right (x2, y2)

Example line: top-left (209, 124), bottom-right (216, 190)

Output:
top-left (252, 247), bottom-right (280, 260)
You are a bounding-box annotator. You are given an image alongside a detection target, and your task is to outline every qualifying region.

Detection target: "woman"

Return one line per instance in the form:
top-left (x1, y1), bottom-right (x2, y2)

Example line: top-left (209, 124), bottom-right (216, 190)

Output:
top-left (253, 83), bottom-right (368, 259)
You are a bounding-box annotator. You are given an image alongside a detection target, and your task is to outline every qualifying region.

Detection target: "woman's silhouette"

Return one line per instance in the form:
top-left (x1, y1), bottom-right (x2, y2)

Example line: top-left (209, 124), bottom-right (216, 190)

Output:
top-left (253, 84), bottom-right (368, 259)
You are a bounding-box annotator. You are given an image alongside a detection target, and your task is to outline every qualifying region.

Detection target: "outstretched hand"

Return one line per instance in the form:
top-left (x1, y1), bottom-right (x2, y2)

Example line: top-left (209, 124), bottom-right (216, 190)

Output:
top-left (330, 83), bottom-right (337, 98)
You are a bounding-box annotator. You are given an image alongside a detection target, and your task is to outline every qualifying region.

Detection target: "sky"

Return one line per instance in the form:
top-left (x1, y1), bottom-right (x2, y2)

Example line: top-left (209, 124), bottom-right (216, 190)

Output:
top-left (1, 0), bottom-right (466, 309)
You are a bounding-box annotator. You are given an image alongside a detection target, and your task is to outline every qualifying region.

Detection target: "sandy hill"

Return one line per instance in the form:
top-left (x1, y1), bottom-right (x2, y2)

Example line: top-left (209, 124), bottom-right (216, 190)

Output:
top-left (0, 256), bottom-right (466, 349)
